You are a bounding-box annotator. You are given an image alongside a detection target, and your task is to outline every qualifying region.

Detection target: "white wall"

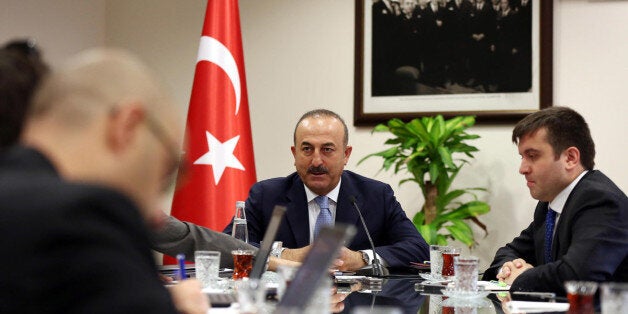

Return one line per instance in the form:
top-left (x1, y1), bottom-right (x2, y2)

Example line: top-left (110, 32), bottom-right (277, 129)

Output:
top-left (3, 0), bottom-right (627, 270)
top-left (0, 0), bottom-right (106, 68)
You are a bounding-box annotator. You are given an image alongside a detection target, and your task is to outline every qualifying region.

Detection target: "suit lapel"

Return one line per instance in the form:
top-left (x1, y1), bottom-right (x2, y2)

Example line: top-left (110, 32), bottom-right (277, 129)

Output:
top-left (551, 171), bottom-right (593, 261)
top-left (284, 177), bottom-right (311, 247)
top-left (336, 172), bottom-right (361, 227)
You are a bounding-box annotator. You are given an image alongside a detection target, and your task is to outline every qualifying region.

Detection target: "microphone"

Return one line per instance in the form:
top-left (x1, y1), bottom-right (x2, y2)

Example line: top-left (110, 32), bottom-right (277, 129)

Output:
top-left (349, 195), bottom-right (385, 277)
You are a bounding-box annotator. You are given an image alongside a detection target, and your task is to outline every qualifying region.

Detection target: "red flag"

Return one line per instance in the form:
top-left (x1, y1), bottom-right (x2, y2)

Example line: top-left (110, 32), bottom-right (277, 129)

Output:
top-left (166, 0), bottom-right (256, 262)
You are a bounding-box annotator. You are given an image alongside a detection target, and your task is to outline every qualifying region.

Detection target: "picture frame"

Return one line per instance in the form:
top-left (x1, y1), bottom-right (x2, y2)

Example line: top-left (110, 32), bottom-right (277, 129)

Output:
top-left (354, 0), bottom-right (553, 126)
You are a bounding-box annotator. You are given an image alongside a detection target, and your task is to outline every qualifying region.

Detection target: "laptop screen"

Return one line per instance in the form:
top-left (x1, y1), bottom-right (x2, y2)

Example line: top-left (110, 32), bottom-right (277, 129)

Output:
top-left (249, 205), bottom-right (286, 280)
top-left (276, 224), bottom-right (356, 311)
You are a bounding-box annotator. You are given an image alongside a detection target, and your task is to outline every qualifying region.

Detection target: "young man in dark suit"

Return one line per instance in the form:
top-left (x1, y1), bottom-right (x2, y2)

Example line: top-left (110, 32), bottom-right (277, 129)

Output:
top-left (483, 106), bottom-right (628, 295)
top-left (223, 109), bottom-right (429, 272)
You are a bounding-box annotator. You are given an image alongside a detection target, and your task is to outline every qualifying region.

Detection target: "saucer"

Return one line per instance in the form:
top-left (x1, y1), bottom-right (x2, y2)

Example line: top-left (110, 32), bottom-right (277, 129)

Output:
top-left (442, 295), bottom-right (493, 308)
top-left (441, 287), bottom-right (491, 299)
top-left (419, 273), bottom-right (450, 283)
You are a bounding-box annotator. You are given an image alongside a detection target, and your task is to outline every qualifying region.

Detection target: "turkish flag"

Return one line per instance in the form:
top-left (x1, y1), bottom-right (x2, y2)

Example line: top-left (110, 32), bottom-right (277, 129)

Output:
top-left (166, 0), bottom-right (256, 262)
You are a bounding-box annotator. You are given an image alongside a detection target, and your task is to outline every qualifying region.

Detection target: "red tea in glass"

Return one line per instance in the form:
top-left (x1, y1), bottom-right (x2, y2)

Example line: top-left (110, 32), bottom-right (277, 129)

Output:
top-left (231, 249), bottom-right (254, 280)
top-left (441, 247), bottom-right (461, 278)
top-left (440, 296), bottom-right (455, 314)
top-left (567, 293), bottom-right (594, 314)
top-left (565, 281), bottom-right (597, 314)
top-left (441, 306), bottom-right (455, 314)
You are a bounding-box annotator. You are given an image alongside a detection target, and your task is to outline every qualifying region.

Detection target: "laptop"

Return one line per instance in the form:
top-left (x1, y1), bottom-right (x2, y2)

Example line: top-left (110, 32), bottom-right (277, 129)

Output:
top-left (276, 224), bottom-right (357, 312)
top-left (249, 205), bottom-right (287, 279)
top-left (206, 205), bottom-right (287, 307)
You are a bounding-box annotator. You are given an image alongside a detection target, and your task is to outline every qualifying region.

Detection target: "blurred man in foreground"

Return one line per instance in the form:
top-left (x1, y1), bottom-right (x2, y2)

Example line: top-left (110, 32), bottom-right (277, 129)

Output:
top-left (0, 48), bottom-right (208, 313)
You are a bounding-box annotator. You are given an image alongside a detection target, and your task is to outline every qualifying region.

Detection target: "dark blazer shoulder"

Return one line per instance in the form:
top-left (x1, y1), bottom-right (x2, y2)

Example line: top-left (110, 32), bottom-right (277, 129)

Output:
top-left (572, 170), bottom-right (626, 198)
top-left (341, 170), bottom-right (390, 188)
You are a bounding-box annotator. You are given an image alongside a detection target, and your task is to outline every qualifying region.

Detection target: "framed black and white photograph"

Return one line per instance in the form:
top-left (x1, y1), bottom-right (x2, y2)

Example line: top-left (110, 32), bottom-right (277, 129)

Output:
top-left (354, 0), bottom-right (553, 125)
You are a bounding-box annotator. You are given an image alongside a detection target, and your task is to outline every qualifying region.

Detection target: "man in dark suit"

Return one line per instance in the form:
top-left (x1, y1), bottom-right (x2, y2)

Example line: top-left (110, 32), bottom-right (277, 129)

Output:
top-left (444, 0), bottom-right (473, 86)
top-left (482, 107), bottom-right (628, 295)
top-left (512, 0), bottom-right (532, 91)
top-left (493, 0), bottom-right (521, 92)
top-left (0, 49), bottom-right (208, 313)
top-left (224, 109), bottom-right (429, 271)
top-left (421, 0), bottom-right (449, 88)
top-left (468, 0), bottom-right (496, 91)
top-left (372, 0), bottom-right (400, 96)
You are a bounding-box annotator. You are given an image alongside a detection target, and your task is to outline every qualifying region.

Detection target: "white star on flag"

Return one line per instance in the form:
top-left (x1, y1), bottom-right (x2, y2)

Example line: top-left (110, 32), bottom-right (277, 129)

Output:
top-left (194, 131), bottom-right (245, 185)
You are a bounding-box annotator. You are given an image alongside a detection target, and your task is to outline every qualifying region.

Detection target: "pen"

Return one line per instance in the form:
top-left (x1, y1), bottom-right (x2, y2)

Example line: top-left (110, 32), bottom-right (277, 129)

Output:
top-left (512, 291), bottom-right (556, 299)
top-left (177, 253), bottom-right (187, 281)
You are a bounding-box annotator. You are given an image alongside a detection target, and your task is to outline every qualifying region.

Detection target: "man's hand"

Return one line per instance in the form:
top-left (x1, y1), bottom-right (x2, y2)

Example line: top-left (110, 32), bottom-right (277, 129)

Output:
top-left (280, 246), bottom-right (345, 270)
top-left (496, 258), bottom-right (534, 285)
top-left (336, 248), bottom-right (367, 271)
top-left (281, 246), bottom-right (310, 262)
top-left (268, 256), bottom-right (301, 271)
top-left (167, 279), bottom-right (209, 314)
top-left (281, 246), bottom-right (367, 271)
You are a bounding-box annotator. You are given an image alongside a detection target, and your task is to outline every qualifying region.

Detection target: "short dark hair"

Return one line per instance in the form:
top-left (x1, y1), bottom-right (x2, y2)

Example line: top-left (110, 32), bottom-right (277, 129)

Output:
top-left (293, 109), bottom-right (349, 146)
top-left (512, 106), bottom-right (595, 170)
top-left (0, 40), bottom-right (49, 148)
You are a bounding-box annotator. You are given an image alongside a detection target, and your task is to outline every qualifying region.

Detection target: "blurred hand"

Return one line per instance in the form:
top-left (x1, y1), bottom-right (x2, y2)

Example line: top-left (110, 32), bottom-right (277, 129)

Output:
top-left (167, 279), bottom-right (209, 314)
top-left (330, 282), bottom-right (362, 313)
top-left (281, 245), bottom-right (311, 262)
top-left (268, 256), bottom-right (301, 271)
top-left (158, 273), bottom-right (174, 284)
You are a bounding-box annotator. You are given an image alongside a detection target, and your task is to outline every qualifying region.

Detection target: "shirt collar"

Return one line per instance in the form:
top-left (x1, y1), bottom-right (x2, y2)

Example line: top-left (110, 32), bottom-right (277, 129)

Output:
top-left (304, 178), bottom-right (341, 204)
top-left (549, 171), bottom-right (588, 214)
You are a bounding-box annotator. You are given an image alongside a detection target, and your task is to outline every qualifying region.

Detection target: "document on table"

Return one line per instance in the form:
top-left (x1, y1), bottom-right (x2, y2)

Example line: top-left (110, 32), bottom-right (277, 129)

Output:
top-left (506, 301), bottom-right (569, 313)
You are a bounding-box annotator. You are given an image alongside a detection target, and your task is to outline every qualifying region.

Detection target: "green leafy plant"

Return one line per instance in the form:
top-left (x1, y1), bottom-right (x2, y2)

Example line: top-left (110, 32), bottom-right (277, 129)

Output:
top-left (358, 115), bottom-right (490, 247)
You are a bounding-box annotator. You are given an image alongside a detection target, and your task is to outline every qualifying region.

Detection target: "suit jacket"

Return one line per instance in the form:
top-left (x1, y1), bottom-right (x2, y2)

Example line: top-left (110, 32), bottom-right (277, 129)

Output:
top-left (223, 170), bottom-right (429, 269)
top-left (150, 215), bottom-right (257, 268)
top-left (0, 146), bottom-right (178, 313)
top-left (482, 171), bottom-right (628, 295)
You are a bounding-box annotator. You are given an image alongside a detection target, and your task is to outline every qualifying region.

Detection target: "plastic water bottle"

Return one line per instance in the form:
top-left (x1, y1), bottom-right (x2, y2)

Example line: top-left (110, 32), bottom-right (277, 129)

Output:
top-left (232, 201), bottom-right (249, 243)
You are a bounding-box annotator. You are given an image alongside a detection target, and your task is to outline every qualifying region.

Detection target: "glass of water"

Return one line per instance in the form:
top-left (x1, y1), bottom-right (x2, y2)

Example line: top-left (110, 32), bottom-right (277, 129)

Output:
top-left (429, 245), bottom-right (448, 280)
top-left (453, 256), bottom-right (479, 292)
top-left (195, 250), bottom-right (221, 290)
top-left (601, 282), bottom-right (628, 314)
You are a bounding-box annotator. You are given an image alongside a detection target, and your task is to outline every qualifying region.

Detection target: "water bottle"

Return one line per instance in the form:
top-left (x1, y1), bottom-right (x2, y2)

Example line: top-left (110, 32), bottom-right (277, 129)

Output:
top-left (232, 201), bottom-right (249, 243)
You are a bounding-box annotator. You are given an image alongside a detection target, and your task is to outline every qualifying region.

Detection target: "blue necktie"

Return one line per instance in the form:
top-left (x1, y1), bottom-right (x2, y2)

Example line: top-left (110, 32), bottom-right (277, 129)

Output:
top-left (544, 207), bottom-right (557, 264)
top-left (314, 196), bottom-right (333, 239)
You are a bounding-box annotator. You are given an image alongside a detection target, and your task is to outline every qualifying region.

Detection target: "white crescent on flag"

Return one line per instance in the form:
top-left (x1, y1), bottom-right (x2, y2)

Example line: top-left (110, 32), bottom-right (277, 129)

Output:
top-left (197, 35), bottom-right (241, 115)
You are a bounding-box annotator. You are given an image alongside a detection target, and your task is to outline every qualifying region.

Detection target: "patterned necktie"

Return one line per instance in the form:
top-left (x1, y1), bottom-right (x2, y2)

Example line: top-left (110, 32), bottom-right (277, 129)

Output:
top-left (544, 207), bottom-right (557, 263)
top-left (314, 195), bottom-right (333, 239)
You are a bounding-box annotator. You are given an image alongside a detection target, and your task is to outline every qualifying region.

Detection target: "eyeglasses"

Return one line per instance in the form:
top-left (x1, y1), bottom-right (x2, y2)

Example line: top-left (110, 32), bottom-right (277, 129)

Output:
top-left (143, 112), bottom-right (188, 192)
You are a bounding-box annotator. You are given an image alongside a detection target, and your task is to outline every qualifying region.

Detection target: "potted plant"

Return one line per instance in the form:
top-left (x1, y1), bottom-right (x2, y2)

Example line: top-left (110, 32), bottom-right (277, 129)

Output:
top-left (358, 115), bottom-right (490, 247)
